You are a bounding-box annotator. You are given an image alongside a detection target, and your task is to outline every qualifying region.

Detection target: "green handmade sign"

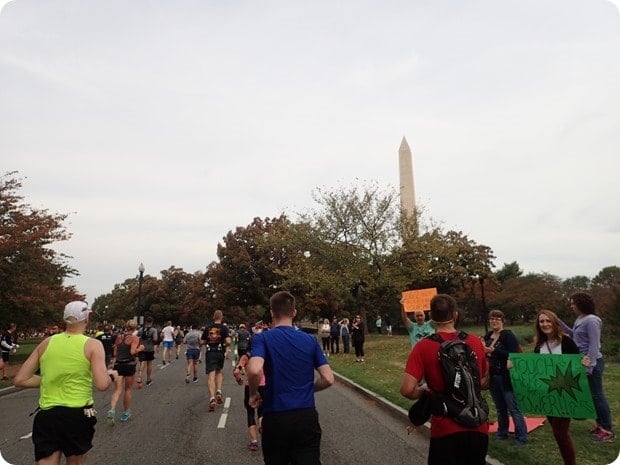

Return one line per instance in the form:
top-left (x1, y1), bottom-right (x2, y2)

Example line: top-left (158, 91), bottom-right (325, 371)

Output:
top-left (508, 353), bottom-right (596, 419)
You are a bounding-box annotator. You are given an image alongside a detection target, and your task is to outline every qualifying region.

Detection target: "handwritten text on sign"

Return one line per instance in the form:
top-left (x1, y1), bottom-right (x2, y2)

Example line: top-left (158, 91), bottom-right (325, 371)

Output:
top-left (401, 288), bottom-right (437, 313)
top-left (508, 353), bottom-right (595, 419)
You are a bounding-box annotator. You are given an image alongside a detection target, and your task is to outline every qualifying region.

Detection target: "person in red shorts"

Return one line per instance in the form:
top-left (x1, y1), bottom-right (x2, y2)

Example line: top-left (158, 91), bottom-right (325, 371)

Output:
top-left (400, 294), bottom-right (490, 465)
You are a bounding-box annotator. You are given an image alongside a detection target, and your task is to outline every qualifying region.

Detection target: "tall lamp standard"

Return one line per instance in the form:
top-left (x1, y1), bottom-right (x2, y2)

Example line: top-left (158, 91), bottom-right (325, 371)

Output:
top-left (479, 275), bottom-right (488, 334)
top-left (137, 262), bottom-right (145, 325)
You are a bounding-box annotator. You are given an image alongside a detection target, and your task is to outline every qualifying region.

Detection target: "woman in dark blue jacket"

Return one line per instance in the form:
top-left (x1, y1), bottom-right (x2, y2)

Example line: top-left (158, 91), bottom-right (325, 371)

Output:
top-left (483, 309), bottom-right (527, 445)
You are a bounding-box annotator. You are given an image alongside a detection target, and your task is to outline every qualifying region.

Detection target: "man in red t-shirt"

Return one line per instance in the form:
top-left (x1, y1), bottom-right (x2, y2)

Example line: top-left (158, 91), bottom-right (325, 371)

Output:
top-left (400, 294), bottom-right (490, 465)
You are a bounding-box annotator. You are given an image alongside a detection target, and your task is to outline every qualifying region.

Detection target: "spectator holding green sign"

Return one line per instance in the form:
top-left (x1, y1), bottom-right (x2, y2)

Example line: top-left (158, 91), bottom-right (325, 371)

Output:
top-left (534, 309), bottom-right (588, 465)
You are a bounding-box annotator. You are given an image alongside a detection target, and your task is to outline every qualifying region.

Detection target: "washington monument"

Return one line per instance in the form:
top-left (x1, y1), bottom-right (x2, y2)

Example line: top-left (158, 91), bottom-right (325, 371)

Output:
top-left (398, 136), bottom-right (415, 219)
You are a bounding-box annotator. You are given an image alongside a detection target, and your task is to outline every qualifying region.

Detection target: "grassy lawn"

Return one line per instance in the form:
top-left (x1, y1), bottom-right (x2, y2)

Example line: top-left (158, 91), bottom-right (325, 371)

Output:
top-left (327, 327), bottom-right (620, 465)
top-left (0, 338), bottom-right (40, 389)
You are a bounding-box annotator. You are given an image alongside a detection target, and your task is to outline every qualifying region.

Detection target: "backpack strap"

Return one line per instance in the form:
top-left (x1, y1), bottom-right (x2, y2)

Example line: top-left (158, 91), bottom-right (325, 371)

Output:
top-left (427, 333), bottom-right (443, 343)
top-left (428, 331), bottom-right (468, 343)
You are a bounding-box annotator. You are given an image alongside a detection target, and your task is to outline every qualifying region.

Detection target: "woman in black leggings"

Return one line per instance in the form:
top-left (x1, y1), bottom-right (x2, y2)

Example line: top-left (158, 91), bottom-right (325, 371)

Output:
top-left (350, 315), bottom-right (366, 362)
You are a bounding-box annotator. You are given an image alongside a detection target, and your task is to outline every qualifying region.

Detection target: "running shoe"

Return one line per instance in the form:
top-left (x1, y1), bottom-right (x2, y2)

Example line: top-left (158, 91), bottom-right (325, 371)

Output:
top-left (162, 360), bottom-right (166, 365)
top-left (146, 379), bottom-right (153, 386)
top-left (136, 377), bottom-right (143, 389)
top-left (248, 441), bottom-right (259, 452)
top-left (106, 409), bottom-right (115, 426)
top-left (209, 398), bottom-right (217, 412)
top-left (216, 390), bottom-right (223, 404)
top-left (590, 425), bottom-right (602, 435)
top-left (120, 410), bottom-right (131, 422)
top-left (185, 375), bottom-right (190, 384)
top-left (592, 428), bottom-right (615, 442)
top-left (193, 377), bottom-right (198, 383)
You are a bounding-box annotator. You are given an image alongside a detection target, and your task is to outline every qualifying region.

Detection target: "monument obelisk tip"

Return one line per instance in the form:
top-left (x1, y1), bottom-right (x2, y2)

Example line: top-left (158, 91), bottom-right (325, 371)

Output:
top-left (398, 136), bottom-right (415, 220)
top-left (399, 136), bottom-right (410, 152)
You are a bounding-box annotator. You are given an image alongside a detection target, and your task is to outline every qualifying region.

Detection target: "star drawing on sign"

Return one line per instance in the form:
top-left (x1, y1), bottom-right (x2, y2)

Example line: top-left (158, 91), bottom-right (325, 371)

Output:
top-left (539, 360), bottom-right (583, 401)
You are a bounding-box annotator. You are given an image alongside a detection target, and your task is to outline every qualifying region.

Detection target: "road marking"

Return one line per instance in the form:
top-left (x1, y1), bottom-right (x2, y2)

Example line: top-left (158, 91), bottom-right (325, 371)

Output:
top-left (19, 432), bottom-right (32, 440)
top-left (217, 397), bottom-right (231, 429)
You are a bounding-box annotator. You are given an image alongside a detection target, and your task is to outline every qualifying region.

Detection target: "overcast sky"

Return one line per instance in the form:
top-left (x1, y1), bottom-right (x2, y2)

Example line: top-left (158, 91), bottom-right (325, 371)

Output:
top-left (1, 0), bottom-right (619, 303)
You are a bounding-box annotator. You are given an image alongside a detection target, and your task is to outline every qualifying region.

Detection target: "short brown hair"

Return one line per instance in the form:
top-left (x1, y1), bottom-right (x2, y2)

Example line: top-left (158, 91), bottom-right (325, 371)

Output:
top-left (429, 294), bottom-right (457, 323)
top-left (270, 291), bottom-right (296, 318)
top-left (488, 309), bottom-right (505, 321)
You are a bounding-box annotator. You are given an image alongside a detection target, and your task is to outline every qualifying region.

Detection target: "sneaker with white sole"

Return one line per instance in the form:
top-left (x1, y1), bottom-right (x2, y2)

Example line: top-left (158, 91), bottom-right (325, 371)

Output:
top-left (248, 441), bottom-right (259, 452)
top-left (592, 428), bottom-right (615, 442)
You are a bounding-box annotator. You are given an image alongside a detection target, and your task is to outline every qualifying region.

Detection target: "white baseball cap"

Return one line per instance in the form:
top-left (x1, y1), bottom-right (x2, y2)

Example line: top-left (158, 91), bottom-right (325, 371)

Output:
top-left (63, 301), bottom-right (92, 323)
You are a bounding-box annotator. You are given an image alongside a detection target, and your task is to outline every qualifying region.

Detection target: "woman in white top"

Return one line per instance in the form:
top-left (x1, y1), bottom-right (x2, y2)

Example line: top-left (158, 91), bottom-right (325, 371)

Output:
top-left (319, 319), bottom-right (331, 356)
top-left (534, 309), bottom-right (588, 465)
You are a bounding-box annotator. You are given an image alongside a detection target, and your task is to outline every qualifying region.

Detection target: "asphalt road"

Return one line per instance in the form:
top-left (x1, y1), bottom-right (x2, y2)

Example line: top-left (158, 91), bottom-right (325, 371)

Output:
top-left (0, 355), bottom-right (429, 465)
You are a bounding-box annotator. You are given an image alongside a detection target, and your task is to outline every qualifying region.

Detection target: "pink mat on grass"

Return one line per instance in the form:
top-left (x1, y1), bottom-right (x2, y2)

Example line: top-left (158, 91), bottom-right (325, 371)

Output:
top-left (488, 416), bottom-right (546, 434)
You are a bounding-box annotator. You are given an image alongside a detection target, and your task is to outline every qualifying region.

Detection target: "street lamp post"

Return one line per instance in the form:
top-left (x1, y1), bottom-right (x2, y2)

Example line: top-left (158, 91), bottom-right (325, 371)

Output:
top-left (479, 275), bottom-right (488, 334)
top-left (137, 262), bottom-right (145, 325)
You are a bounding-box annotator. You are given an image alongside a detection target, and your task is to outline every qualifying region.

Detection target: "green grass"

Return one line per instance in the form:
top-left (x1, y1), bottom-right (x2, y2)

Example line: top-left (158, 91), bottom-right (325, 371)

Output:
top-left (327, 327), bottom-right (620, 465)
top-left (0, 338), bottom-right (40, 389)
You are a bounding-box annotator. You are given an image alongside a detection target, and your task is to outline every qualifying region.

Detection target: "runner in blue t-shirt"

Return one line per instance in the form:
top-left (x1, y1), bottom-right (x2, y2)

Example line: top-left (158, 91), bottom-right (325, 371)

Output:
top-left (247, 291), bottom-right (334, 464)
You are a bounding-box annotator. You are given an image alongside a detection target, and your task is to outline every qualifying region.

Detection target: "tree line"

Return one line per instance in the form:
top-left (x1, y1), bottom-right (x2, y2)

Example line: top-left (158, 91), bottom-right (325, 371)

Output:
top-left (2, 172), bottom-right (619, 353)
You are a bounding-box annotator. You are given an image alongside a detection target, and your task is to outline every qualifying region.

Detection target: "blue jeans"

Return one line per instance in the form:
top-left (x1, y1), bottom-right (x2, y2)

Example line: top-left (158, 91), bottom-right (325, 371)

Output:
top-left (490, 375), bottom-right (528, 444)
top-left (588, 357), bottom-right (613, 431)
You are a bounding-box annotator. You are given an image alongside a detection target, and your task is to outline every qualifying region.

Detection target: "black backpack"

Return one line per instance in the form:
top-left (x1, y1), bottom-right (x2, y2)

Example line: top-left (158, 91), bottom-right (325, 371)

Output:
top-left (428, 331), bottom-right (489, 427)
top-left (141, 327), bottom-right (153, 342)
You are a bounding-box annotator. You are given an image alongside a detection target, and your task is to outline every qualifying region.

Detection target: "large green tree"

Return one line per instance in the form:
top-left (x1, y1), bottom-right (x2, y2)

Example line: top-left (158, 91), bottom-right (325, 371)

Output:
top-left (206, 216), bottom-right (296, 324)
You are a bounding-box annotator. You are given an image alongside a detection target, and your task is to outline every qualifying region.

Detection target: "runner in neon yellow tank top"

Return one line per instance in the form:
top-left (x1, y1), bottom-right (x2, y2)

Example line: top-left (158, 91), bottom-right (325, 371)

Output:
top-left (14, 301), bottom-right (115, 464)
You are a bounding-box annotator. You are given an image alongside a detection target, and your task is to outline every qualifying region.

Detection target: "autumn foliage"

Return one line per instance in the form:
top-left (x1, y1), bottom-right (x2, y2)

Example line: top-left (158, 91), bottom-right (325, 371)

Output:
top-left (0, 172), bottom-right (83, 329)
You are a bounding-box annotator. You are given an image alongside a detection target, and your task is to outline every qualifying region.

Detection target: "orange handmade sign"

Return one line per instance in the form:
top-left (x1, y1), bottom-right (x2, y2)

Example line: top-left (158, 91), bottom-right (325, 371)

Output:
top-left (401, 288), bottom-right (437, 312)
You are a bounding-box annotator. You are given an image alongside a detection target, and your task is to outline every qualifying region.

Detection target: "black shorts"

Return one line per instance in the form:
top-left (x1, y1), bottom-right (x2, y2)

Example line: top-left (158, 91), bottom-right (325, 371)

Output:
top-left (33, 406), bottom-right (97, 461)
top-left (113, 361), bottom-right (137, 377)
top-left (1, 351), bottom-right (9, 362)
top-left (244, 385), bottom-right (265, 426)
top-left (261, 408), bottom-right (322, 465)
top-left (138, 351), bottom-right (155, 362)
top-left (205, 351), bottom-right (225, 374)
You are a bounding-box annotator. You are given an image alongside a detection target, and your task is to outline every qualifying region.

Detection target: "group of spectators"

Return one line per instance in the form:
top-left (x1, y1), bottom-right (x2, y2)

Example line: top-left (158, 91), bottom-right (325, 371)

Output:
top-left (400, 291), bottom-right (614, 465)
top-left (318, 315), bottom-right (367, 362)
